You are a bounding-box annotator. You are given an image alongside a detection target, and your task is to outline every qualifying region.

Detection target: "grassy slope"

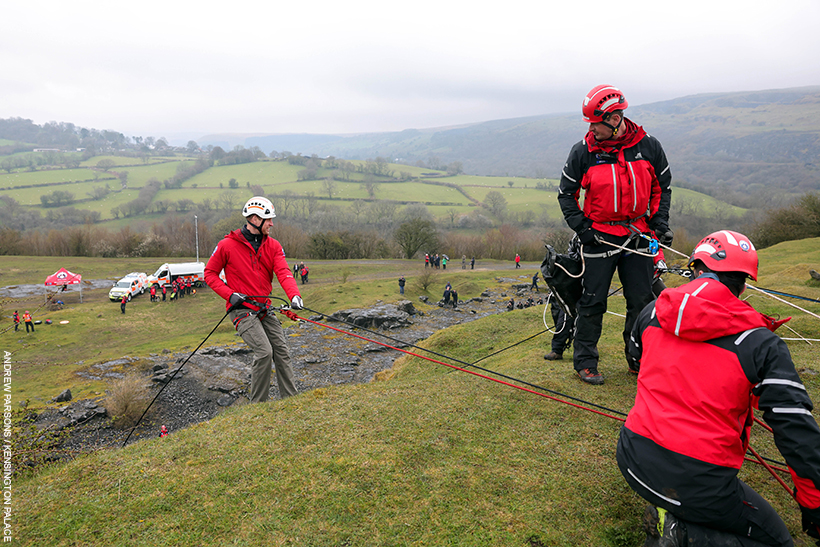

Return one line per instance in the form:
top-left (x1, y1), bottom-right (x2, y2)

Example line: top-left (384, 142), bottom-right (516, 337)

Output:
top-left (11, 240), bottom-right (820, 546)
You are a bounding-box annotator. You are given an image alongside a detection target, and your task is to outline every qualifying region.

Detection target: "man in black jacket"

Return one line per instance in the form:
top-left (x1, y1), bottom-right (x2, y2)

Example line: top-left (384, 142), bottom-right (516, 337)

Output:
top-left (558, 84), bottom-right (672, 385)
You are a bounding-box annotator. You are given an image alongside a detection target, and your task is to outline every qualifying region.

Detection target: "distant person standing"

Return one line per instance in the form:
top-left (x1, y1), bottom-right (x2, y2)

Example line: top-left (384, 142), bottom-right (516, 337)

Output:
top-left (442, 255), bottom-right (448, 270)
top-left (13, 311), bottom-right (19, 332)
top-left (558, 84), bottom-right (672, 385)
top-left (23, 311), bottom-right (33, 333)
top-left (121, 294), bottom-right (127, 314)
top-left (470, 256), bottom-right (475, 270)
top-left (150, 285), bottom-right (157, 302)
top-left (531, 272), bottom-right (539, 292)
top-left (515, 253), bottom-right (521, 268)
top-left (161, 284), bottom-right (166, 301)
top-left (425, 253), bottom-right (430, 268)
top-left (205, 197), bottom-right (303, 403)
top-left (398, 276), bottom-right (406, 295)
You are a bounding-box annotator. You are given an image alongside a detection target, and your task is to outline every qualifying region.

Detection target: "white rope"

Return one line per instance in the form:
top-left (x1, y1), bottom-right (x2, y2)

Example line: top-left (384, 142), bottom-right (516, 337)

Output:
top-left (783, 323), bottom-right (813, 345)
top-left (657, 240), bottom-right (690, 259)
top-left (542, 292), bottom-right (572, 337)
top-left (745, 283), bottom-right (820, 321)
top-left (554, 251), bottom-right (585, 279)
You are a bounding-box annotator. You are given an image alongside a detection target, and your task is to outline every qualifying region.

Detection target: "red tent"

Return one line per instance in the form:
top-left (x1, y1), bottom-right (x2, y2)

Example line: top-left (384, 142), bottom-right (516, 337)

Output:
top-left (45, 268), bottom-right (82, 286)
top-left (44, 268), bottom-right (83, 302)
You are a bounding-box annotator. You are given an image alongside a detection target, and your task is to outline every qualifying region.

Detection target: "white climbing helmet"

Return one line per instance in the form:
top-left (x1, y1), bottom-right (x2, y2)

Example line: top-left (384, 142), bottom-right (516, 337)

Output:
top-left (242, 196), bottom-right (275, 219)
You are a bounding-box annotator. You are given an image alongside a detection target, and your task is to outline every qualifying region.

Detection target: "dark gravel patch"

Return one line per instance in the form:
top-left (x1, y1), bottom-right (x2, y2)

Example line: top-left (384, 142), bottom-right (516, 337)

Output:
top-left (35, 287), bottom-right (545, 460)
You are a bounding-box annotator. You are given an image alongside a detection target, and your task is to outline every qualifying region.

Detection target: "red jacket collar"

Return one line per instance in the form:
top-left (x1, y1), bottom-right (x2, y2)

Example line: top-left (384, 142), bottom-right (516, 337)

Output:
top-left (585, 118), bottom-right (646, 154)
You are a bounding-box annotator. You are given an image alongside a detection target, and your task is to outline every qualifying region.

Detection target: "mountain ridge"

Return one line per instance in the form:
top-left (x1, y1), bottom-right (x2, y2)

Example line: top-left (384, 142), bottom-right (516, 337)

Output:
top-left (198, 86), bottom-right (820, 204)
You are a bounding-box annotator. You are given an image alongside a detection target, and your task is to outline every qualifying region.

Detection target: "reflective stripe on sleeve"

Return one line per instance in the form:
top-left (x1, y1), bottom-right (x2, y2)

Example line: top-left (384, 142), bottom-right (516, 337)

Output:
top-left (756, 378), bottom-right (807, 391)
top-left (772, 407), bottom-right (813, 417)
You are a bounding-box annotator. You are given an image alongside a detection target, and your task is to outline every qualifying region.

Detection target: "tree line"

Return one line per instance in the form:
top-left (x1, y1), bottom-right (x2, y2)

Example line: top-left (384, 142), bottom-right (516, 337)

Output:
top-left (1, 191), bottom-right (817, 261)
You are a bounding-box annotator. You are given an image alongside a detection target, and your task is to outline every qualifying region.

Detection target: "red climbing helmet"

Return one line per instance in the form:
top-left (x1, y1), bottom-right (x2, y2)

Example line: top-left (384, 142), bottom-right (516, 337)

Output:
top-left (582, 85), bottom-right (628, 123)
top-left (688, 230), bottom-right (759, 281)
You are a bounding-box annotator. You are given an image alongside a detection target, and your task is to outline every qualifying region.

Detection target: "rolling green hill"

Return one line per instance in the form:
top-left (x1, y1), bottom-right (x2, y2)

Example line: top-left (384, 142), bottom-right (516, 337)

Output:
top-left (11, 239), bottom-right (820, 546)
top-left (0, 156), bottom-right (745, 227)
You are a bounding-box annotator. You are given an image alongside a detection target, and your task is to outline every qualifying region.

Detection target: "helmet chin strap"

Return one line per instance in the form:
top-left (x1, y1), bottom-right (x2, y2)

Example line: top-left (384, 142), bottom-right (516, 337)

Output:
top-left (600, 114), bottom-right (620, 137)
top-left (247, 217), bottom-right (266, 235)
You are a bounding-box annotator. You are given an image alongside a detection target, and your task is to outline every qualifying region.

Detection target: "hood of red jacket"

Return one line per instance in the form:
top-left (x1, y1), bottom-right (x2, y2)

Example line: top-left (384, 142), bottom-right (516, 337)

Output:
top-left (654, 278), bottom-right (770, 342)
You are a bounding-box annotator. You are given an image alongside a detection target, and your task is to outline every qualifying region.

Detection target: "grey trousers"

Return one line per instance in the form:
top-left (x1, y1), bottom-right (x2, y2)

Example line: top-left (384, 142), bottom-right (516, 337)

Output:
top-left (230, 309), bottom-right (298, 402)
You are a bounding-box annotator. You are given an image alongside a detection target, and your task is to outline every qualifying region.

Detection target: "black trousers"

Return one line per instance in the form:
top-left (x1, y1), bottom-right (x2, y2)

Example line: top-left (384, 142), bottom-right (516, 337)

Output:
top-left (573, 233), bottom-right (654, 372)
top-left (550, 304), bottom-right (573, 354)
top-left (617, 428), bottom-right (793, 546)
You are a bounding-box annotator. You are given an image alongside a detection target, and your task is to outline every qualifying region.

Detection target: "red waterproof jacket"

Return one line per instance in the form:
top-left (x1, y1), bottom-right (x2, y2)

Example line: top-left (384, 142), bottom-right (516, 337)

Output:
top-left (204, 229), bottom-right (300, 312)
top-left (558, 119), bottom-right (672, 237)
top-left (625, 276), bottom-right (820, 516)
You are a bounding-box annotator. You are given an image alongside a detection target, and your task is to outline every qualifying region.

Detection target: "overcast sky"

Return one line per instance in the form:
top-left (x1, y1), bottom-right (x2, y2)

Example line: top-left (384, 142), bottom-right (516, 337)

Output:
top-left (3, 0), bottom-right (819, 142)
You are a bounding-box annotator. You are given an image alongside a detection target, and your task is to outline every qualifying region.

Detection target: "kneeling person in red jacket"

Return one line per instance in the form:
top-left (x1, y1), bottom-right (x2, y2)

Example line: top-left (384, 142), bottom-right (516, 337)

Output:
top-left (204, 197), bottom-right (303, 403)
top-left (617, 230), bottom-right (820, 546)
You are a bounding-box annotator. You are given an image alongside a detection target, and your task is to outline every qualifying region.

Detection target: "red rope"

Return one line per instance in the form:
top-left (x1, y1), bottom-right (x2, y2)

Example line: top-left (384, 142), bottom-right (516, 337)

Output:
top-left (280, 309), bottom-right (626, 422)
top-left (280, 309), bottom-right (794, 493)
top-left (748, 446), bottom-right (796, 500)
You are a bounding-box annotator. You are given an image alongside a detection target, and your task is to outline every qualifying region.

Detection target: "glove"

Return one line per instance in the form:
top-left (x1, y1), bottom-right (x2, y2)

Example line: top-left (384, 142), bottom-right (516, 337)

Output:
top-left (290, 295), bottom-right (303, 310)
top-left (228, 292), bottom-right (248, 311)
top-left (578, 228), bottom-right (602, 246)
top-left (803, 509), bottom-right (820, 544)
top-left (658, 230), bottom-right (674, 247)
top-left (655, 260), bottom-right (667, 272)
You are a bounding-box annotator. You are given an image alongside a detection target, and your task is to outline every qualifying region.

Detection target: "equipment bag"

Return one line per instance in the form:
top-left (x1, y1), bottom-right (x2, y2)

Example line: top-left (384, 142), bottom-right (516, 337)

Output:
top-left (540, 244), bottom-right (582, 320)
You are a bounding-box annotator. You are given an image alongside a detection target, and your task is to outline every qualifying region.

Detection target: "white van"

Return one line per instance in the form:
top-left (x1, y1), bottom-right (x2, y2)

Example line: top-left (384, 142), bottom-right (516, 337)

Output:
top-left (108, 272), bottom-right (149, 301)
top-left (147, 262), bottom-right (205, 289)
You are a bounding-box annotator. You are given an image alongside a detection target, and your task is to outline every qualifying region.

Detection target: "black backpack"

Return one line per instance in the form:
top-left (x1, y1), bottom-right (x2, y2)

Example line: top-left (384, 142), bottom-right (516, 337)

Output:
top-left (540, 240), bottom-right (582, 320)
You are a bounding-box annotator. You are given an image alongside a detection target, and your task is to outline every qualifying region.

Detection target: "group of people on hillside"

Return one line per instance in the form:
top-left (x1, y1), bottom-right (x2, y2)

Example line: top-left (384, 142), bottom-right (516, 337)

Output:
top-left (187, 85), bottom-right (820, 547)
top-left (425, 254), bottom-right (476, 270)
top-left (293, 262), bottom-right (309, 284)
top-left (12, 310), bottom-right (34, 333)
top-left (119, 277), bottom-right (196, 314)
top-left (442, 282), bottom-right (458, 308)
top-left (424, 253), bottom-right (449, 269)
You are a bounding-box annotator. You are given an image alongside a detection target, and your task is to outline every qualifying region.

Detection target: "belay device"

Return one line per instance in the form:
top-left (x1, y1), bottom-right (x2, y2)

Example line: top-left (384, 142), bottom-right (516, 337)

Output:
top-left (540, 239), bottom-right (583, 320)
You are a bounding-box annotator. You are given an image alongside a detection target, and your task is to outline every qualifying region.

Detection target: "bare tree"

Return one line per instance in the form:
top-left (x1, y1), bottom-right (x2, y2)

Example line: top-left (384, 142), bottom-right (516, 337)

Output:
top-left (322, 177), bottom-right (337, 199)
top-left (484, 191), bottom-right (508, 220)
top-left (219, 191), bottom-right (239, 212)
top-left (350, 200), bottom-right (368, 223)
top-left (360, 176), bottom-right (379, 199)
top-left (96, 159), bottom-right (116, 171)
top-left (394, 218), bottom-right (438, 259)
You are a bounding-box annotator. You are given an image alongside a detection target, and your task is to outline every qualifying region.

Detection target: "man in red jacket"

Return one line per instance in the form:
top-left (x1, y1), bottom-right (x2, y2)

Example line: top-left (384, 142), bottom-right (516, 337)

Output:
top-left (617, 230), bottom-right (820, 546)
top-left (204, 197), bottom-right (303, 403)
top-left (558, 84), bottom-right (673, 385)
